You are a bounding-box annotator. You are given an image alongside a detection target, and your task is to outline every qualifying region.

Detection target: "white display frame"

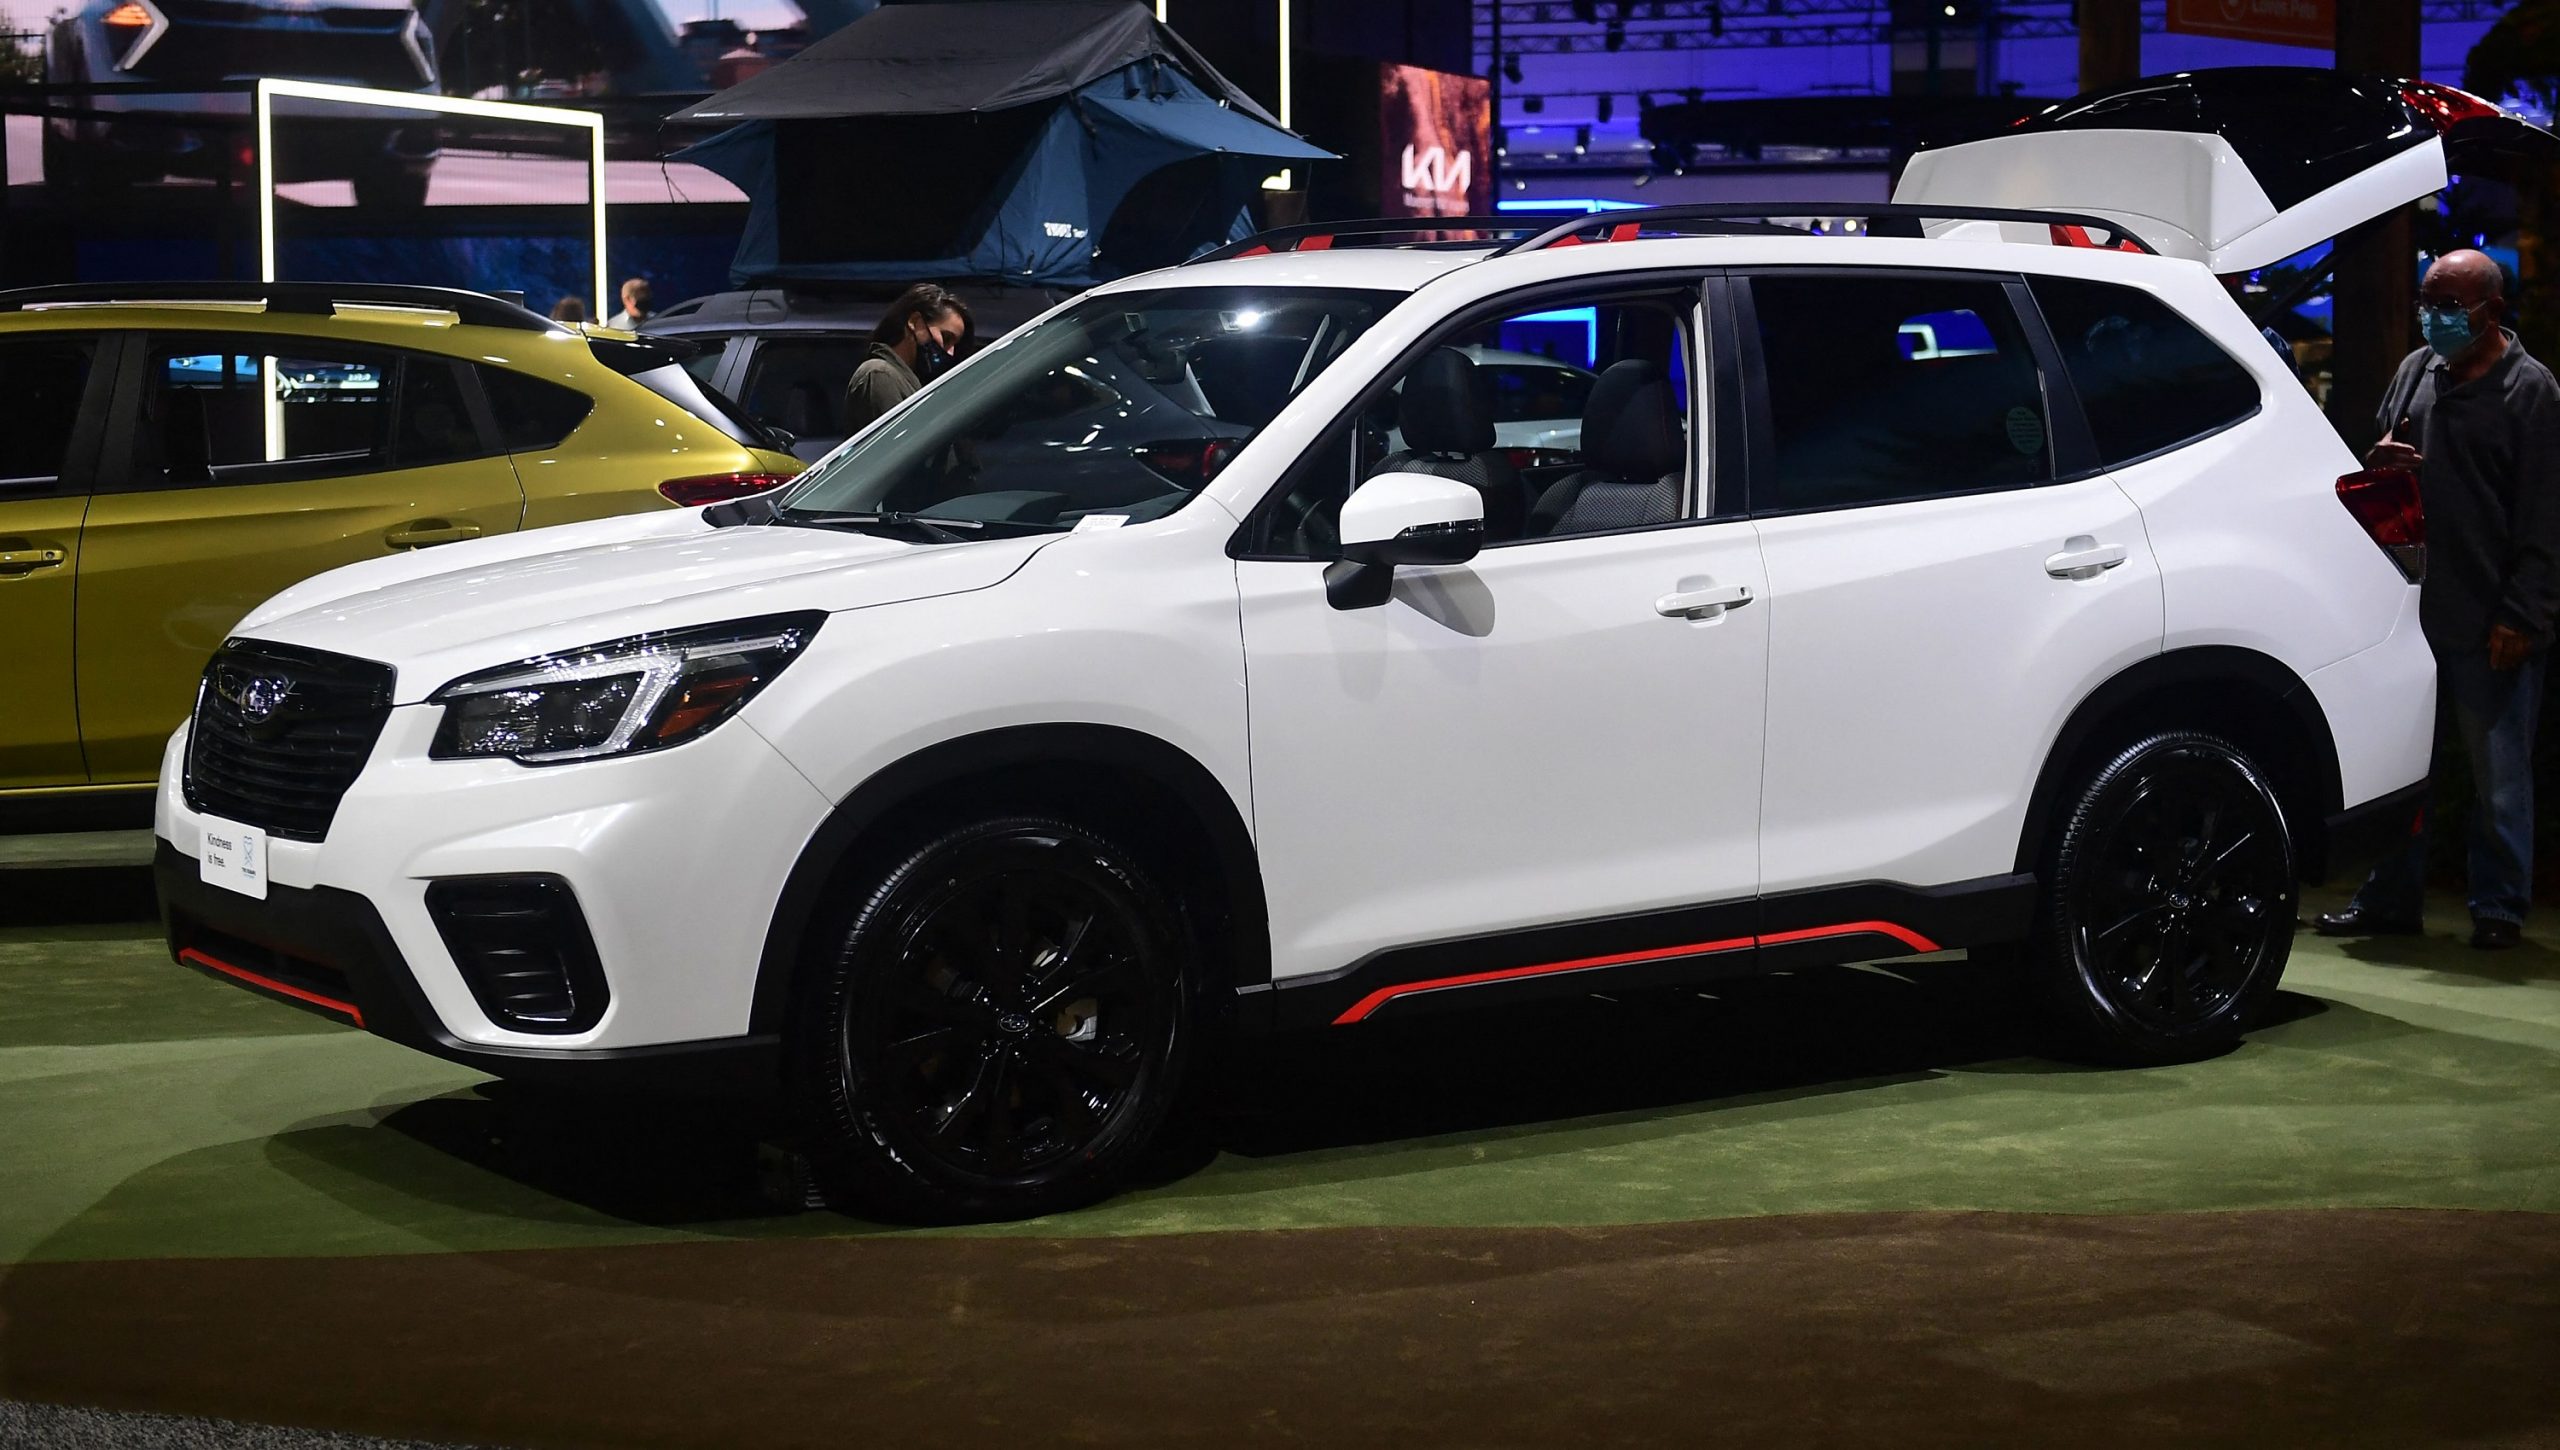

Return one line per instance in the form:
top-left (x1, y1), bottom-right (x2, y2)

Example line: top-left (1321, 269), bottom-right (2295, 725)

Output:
top-left (253, 77), bottom-right (610, 317)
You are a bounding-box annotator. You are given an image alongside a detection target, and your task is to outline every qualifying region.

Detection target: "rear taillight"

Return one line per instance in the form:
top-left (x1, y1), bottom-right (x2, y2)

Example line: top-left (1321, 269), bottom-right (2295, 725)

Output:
top-left (2337, 466), bottom-right (2426, 581)
top-left (659, 472), bottom-right (790, 507)
top-left (1136, 439), bottom-right (1238, 488)
top-left (2400, 80), bottom-right (2504, 132)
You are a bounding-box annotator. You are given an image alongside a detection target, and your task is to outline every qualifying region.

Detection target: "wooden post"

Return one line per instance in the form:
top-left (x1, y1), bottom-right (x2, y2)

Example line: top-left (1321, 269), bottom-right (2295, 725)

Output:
top-left (2076, 0), bottom-right (2141, 94)
top-left (2328, 0), bottom-right (2423, 451)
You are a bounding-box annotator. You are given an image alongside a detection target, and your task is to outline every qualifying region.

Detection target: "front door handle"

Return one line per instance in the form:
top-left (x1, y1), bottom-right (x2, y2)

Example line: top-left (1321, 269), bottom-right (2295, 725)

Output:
top-left (0, 546), bottom-right (67, 578)
top-left (2045, 538), bottom-right (2128, 581)
top-left (1656, 584), bottom-right (1753, 620)
top-left (384, 520), bottom-right (484, 550)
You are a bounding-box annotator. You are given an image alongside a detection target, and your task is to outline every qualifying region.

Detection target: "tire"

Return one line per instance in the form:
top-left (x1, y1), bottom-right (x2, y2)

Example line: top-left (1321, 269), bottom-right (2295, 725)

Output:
top-left (2033, 730), bottom-right (2298, 1065)
top-left (787, 815), bottom-right (1194, 1223)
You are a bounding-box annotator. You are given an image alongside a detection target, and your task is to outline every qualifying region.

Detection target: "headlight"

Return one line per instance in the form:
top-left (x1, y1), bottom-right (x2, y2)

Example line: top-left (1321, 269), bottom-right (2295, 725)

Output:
top-left (429, 613), bottom-right (823, 765)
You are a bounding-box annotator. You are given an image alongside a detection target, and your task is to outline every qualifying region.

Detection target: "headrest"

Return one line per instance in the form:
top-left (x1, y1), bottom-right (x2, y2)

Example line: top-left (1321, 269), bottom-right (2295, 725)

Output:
top-left (1581, 359), bottom-right (1683, 480)
top-left (1397, 347), bottom-right (1495, 456)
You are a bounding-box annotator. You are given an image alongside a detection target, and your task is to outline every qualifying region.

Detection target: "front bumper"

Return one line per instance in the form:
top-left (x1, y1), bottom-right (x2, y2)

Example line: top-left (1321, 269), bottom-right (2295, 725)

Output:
top-left (158, 842), bottom-right (779, 1097)
top-left (156, 697), bottom-right (834, 1081)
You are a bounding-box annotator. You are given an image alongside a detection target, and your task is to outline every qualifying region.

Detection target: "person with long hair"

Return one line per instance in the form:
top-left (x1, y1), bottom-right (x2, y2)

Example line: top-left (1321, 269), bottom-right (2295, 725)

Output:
top-left (843, 283), bottom-right (971, 433)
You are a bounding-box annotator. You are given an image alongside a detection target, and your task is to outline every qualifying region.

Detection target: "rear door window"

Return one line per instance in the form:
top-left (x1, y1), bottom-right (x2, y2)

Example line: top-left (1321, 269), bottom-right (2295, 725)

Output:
top-left (2028, 275), bottom-right (2262, 468)
top-left (1745, 271), bottom-right (2052, 512)
top-left (0, 336), bottom-right (97, 488)
top-left (144, 342), bottom-right (395, 484)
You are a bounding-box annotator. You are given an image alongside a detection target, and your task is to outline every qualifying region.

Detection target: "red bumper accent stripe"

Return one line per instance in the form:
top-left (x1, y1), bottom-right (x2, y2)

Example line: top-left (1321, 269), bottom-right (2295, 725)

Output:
top-left (1331, 919), bottom-right (1943, 1026)
top-left (179, 947), bottom-right (364, 1027)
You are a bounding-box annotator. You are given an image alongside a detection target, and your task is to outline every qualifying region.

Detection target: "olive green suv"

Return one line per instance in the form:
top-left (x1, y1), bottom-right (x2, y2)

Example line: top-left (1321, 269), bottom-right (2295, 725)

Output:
top-left (0, 282), bottom-right (801, 818)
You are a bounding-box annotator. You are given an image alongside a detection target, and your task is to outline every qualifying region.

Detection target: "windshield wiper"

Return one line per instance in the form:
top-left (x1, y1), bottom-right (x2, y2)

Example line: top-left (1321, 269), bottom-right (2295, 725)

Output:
top-left (774, 509), bottom-right (980, 543)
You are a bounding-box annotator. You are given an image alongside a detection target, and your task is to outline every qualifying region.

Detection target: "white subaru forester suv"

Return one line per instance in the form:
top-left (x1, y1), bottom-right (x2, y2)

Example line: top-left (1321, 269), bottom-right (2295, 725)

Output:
top-left (158, 71), bottom-right (2510, 1222)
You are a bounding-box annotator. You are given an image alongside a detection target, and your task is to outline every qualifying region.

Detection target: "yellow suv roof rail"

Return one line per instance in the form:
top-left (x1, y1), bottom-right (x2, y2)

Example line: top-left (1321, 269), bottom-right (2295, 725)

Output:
top-left (0, 282), bottom-right (562, 333)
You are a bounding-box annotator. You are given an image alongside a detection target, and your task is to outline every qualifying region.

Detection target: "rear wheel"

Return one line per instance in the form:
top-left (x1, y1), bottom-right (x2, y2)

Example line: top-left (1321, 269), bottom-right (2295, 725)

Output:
top-left (788, 816), bottom-right (1193, 1223)
top-left (2036, 731), bottom-right (2297, 1064)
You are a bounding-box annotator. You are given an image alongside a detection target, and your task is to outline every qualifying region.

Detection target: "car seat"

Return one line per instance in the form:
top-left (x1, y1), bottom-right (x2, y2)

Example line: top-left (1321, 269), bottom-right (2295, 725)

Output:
top-left (1366, 348), bottom-right (1526, 541)
top-left (1528, 359), bottom-right (1683, 536)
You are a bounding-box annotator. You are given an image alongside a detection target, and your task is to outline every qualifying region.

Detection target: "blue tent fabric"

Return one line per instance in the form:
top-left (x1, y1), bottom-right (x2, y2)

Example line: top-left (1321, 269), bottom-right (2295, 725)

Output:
top-left (1079, 88), bottom-right (1328, 161)
top-left (678, 62), bottom-right (1329, 288)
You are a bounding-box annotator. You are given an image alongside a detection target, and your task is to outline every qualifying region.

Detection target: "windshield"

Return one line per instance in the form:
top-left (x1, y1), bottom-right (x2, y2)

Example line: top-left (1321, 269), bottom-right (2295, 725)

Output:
top-left (774, 286), bottom-right (1396, 531)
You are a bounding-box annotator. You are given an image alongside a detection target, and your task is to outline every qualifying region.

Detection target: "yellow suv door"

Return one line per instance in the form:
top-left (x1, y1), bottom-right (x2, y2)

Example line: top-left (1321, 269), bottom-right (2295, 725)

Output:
top-left (0, 332), bottom-right (108, 791)
top-left (74, 333), bottom-right (526, 782)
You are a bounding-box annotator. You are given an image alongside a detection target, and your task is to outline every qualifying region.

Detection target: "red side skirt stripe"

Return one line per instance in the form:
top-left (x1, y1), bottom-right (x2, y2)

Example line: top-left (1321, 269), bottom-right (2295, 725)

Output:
top-left (1331, 920), bottom-right (1942, 1025)
top-left (179, 947), bottom-right (365, 1027)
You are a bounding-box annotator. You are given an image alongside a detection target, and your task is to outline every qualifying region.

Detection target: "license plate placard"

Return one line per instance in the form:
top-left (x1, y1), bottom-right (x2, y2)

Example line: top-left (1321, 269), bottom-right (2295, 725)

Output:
top-left (198, 815), bottom-right (269, 900)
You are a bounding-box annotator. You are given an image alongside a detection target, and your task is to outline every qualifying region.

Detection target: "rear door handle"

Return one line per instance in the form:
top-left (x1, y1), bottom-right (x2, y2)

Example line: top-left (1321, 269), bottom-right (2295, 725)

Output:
top-left (1656, 584), bottom-right (1752, 620)
top-left (2044, 539), bottom-right (2128, 581)
top-left (0, 546), bottom-right (67, 578)
top-left (385, 520), bottom-right (483, 550)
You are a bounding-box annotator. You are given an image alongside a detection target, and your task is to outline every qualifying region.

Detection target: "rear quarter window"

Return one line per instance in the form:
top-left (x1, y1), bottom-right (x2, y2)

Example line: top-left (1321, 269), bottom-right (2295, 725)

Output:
top-left (2029, 276), bottom-right (2262, 468)
top-left (478, 366), bottom-right (595, 451)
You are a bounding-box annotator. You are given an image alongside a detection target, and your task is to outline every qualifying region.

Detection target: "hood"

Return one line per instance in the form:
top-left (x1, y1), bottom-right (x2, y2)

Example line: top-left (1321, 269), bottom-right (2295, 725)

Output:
top-left (239, 511), bottom-right (1056, 703)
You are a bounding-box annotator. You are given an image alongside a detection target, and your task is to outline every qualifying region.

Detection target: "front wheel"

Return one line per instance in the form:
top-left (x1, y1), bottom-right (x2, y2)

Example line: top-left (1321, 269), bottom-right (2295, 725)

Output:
top-left (2036, 731), bottom-right (2298, 1064)
top-left (788, 816), bottom-right (1193, 1223)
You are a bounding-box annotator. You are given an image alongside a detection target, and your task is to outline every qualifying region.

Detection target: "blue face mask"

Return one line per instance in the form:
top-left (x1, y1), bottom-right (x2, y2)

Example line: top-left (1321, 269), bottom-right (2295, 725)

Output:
top-left (2421, 303), bottom-right (2478, 360)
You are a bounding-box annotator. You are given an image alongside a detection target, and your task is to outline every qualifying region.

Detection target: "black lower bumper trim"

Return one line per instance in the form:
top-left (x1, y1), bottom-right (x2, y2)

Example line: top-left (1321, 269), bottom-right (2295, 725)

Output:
top-left (154, 840), bottom-right (781, 1099)
top-left (2316, 779), bottom-right (2430, 885)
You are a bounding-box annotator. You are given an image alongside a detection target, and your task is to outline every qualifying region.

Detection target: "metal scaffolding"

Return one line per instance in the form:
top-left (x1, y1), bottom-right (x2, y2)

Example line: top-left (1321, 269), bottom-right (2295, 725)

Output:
top-left (1475, 1), bottom-right (2509, 55)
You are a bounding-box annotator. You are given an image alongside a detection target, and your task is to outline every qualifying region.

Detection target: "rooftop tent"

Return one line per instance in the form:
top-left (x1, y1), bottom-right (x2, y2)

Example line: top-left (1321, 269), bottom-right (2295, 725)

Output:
top-left (669, 0), bottom-right (1331, 288)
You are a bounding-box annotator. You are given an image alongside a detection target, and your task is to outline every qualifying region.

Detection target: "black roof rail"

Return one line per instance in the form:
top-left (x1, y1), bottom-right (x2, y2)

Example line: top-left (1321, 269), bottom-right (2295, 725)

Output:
top-left (1492, 203), bottom-right (2161, 257)
top-left (1192, 216), bottom-right (1553, 264)
top-left (0, 282), bottom-right (563, 332)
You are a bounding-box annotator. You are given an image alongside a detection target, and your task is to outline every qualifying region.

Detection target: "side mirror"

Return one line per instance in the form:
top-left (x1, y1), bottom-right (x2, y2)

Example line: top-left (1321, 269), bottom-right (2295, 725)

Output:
top-left (1326, 471), bottom-right (1485, 610)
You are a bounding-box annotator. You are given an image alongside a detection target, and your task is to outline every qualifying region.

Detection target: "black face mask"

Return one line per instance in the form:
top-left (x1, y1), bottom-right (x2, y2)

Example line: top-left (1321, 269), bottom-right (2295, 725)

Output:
top-left (912, 326), bottom-right (953, 379)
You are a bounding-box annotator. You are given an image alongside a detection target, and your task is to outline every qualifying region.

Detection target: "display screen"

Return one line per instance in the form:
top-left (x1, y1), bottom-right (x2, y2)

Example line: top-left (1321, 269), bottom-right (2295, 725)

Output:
top-left (1378, 63), bottom-right (1490, 219)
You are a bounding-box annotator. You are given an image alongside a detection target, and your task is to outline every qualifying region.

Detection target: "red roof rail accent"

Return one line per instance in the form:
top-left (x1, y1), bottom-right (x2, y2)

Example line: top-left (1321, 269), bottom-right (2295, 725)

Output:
top-left (1295, 234), bottom-right (1335, 252)
top-left (2049, 223), bottom-right (2144, 253)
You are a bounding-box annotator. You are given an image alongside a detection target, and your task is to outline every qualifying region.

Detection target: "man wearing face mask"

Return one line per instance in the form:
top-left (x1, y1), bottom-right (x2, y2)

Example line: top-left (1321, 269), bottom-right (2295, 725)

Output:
top-left (843, 283), bottom-right (972, 434)
top-left (2320, 250), bottom-right (2560, 950)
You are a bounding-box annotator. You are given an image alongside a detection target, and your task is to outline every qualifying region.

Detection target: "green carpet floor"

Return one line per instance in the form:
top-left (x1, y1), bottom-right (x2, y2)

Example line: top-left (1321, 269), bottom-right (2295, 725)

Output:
top-left (2, 869), bottom-right (2554, 1264)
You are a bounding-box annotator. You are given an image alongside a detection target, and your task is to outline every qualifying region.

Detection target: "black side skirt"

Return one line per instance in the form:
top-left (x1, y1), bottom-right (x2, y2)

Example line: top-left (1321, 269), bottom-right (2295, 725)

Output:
top-left (1237, 873), bottom-right (2037, 1031)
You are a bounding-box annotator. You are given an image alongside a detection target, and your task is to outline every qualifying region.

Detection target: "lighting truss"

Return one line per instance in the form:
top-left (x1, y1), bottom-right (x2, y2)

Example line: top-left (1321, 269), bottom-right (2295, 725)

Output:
top-left (1477, 0), bottom-right (2513, 53)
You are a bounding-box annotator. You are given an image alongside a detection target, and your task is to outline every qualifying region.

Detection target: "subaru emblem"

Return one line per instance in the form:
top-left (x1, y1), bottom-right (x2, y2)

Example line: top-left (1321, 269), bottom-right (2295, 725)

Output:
top-left (217, 669), bottom-right (294, 724)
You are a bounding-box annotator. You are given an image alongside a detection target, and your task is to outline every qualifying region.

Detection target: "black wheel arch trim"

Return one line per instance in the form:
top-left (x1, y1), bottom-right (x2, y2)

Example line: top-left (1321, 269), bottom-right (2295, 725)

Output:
top-left (2017, 646), bottom-right (2344, 882)
top-left (750, 723), bottom-right (1269, 1037)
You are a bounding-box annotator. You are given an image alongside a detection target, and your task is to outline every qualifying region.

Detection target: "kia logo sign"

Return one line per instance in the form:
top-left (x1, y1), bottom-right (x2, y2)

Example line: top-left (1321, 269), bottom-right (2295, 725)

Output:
top-left (1380, 64), bottom-right (1490, 219)
top-left (1401, 144), bottom-right (1472, 203)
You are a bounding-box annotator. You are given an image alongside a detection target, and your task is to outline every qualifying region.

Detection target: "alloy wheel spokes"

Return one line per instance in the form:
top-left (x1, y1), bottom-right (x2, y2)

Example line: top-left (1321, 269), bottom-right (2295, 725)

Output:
top-left (2076, 751), bottom-right (2288, 1031)
top-left (861, 857), bottom-right (1167, 1179)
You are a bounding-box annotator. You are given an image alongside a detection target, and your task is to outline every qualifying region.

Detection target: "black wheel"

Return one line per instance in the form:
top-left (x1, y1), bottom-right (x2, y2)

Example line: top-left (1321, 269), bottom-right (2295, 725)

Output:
top-left (352, 161), bottom-right (431, 211)
top-left (2036, 731), bottom-right (2297, 1064)
top-left (788, 816), bottom-right (1193, 1223)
